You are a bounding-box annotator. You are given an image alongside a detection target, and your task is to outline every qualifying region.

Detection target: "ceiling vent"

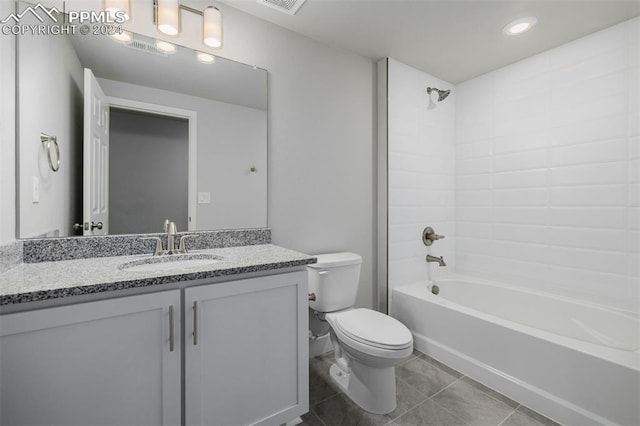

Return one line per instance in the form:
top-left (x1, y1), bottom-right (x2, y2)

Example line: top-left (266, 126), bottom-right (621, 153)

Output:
top-left (257, 0), bottom-right (307, 15)
top-left (122, 39), bottom-right (168, 57)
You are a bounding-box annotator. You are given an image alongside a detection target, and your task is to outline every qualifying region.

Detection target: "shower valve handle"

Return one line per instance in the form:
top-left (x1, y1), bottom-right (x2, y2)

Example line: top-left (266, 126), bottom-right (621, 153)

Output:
top-left (423, 227), bottom-right (445, 246)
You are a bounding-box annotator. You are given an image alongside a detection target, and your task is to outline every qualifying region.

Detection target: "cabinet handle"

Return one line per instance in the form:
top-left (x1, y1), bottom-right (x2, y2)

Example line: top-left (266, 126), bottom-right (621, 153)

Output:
top-left (192, 301), bottom-right (198, 346)
top-left (169, 305), bottom-right (175, 352)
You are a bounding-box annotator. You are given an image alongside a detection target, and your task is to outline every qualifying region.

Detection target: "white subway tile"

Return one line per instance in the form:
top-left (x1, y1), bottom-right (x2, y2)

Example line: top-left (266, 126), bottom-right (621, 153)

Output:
top-left (456, 222), bottom-right (493, 239)
top-left (457, 157), bottom-right (492, 175)
top-left (551, 49), bottom-right (627, 88)
top-left (630, 137), bottom-right (639, 159)
top-left (551, 93), bottom-right (626, 127)
top-left (456, 119), bottom-right (493, 144)
top-left (456, 190), bottom-right (493, 207)
top-left (494, 113), bottom-right (547, 138)
top-left (456, 139), bottom-right (492, 160)
top-left (552, 70), bottom-right (626, 111)
top-left (630, 159), bottom-right (640, 183)
top-left (493, 169), bottom-right (547, 189)
top-left (456, 173), bottom-right (492, 190)
top-left (493, 150), bottom-right (547, 172)
top-left (551, 185), bottom-right (626, 206)
top-left (493, 223), bottom-right (549, 244)
top-left (550, 207), bottom-right (627, 228)
top-left (628, 231), bottom-right (640, 253)
top-left (551, 162), bottom-right (627, 186)
top-left (630, 207), bottom-right (640, 230)
top-left (456, 207), bottom-right (494, 223)
top-left (390, 189), bottom-right (450, 207)
top-left (628, 254), bottom-right (640, 277)
top-left (630, 112), bottom-right (639, 137)
top-left (389, 224), bottom-right (424, 244)
top-left (493, 207), bottom-right (548, 225)
top-left (550, 114), bottom-right (626, 147)
top-left (491, 240), bottom-right (548, 263)
top-left (549, 227), bottom-right (627, 251)
top-left (549, 246), bottom-right (627, 274)
top-left (493, 188), bottom-right (548, 206)
top-left (493, 130), bottom-right (550, 154)
top-left (550, 138), bottom-right (627, 167)
top-left (630, 184), bottom-right (640, 207)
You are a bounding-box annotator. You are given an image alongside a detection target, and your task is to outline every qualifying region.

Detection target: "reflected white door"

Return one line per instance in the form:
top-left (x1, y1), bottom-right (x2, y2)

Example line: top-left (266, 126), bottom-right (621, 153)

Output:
top-left (83, 68), bottom-right (109, 235)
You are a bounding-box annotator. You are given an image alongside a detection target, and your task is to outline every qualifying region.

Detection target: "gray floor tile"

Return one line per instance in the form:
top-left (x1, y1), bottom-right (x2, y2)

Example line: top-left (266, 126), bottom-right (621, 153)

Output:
top-left (460, 377), bottom-right (518, 409)
top-left (396, 357), bottom-right (460, 397)
top-left (386, 378), bottom-right (430, 420)
top-left (313, 392), bottom-right (391, 426)
top-left (416, 353), bottom-right (463, 379)
top-left (392, 399), bottom-right (467, 426)
top-left (309, 357), bottom-right (342, 405)
top-left (300, 409), bottom-right (325, 426)
top-left (432, 377), bottom-right (516, 426)
top-left (501, 406), bottom-right (560, 426)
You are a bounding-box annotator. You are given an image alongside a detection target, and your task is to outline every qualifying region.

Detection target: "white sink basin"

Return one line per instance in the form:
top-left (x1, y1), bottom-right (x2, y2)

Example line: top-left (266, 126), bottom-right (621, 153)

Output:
top-left (120, 254), bottom-right (222, 274)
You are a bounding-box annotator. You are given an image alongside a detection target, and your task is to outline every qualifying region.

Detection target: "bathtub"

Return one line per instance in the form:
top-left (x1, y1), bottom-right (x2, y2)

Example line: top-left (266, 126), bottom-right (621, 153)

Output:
top-left (392, 275), bottom-right (640, 426)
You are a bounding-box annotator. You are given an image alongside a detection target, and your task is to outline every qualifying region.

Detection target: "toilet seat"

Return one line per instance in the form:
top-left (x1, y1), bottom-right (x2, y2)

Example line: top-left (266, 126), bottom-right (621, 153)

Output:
top-left (327, 309), bottom-right (413, 351)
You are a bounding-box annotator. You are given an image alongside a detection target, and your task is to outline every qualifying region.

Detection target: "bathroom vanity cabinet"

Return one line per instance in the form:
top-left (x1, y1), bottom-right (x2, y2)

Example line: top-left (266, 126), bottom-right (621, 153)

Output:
top-left (0, 271), bottom-right (308, 426)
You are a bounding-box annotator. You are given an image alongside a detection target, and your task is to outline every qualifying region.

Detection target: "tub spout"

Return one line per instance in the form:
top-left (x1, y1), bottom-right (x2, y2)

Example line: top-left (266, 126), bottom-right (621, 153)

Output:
top-left (426, 254), bottom-right (447, 267)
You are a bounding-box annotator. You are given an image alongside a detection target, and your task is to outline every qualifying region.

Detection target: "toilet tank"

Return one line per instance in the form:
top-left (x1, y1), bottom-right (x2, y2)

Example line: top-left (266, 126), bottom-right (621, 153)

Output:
top-left (307, 252), bottom-right (362, 312)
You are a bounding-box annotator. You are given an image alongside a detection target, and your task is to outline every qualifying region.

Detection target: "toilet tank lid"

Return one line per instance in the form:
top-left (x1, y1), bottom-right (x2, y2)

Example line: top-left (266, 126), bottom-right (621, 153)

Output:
top-left (308, 252), bottom-right (362, 268)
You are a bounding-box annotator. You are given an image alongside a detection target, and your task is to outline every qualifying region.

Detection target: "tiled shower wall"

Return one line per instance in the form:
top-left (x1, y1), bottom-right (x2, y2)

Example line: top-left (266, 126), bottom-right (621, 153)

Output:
top-left (455, 18), bottom-right (639, 311)
top-left (387, 59), bottom-right (456, 299)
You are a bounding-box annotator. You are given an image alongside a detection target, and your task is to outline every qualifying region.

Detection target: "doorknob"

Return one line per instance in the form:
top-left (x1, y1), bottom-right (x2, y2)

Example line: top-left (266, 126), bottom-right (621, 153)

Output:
top-left (91, 221), bottom-right (103, 230)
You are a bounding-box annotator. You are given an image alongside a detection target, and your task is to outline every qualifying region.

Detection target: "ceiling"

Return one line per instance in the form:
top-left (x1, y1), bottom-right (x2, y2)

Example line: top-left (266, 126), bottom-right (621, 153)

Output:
top-left (218, 0), bottom-right (640, 83)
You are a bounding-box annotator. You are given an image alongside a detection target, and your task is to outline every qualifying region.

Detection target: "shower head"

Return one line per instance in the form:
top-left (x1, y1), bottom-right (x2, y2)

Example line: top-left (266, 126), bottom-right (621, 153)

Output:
top-left (427, 87), bottom-right (451, 102)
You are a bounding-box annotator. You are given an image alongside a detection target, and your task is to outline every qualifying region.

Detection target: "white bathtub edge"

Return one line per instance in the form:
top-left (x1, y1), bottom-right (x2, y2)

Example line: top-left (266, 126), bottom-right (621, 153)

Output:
top-left (412, 331), bottom-right (615, 426)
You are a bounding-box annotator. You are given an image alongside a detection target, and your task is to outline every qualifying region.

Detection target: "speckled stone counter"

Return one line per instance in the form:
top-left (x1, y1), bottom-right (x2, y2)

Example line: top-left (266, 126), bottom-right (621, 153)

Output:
top-left (0, 244), bottom-right (316, 306)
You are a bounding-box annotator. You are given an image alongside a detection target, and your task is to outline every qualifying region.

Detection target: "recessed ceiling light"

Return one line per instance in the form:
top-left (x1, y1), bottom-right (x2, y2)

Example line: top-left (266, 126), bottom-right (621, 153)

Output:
top-left (502, 17), bottom-right (537, 36)
top-left (155, 40), bottom-right (176, 54)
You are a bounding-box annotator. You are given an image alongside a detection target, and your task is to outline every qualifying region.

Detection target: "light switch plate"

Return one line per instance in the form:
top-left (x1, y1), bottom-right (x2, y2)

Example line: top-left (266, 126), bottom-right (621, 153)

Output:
top-left (32, 177), bottom-right (40, 203)
top-left (198, 192), bottom-right (211, 204)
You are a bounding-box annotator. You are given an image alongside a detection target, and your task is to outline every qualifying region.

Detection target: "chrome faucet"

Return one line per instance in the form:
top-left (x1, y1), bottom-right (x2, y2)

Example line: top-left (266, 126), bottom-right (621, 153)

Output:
top-left (426, 254), bottom-right (447, 267)
top-left (166, 221), bottom-right (179, 254)
top-left (142, 220), bottom-right (198, 256)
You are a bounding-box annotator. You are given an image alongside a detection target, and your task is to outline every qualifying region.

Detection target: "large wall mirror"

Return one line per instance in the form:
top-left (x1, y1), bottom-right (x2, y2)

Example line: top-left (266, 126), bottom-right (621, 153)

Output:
top-left (16, 3), bottom-right (267, 239)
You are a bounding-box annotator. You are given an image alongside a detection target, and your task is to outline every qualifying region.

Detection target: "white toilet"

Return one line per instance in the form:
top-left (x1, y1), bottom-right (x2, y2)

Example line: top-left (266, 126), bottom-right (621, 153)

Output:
top-left (308, 252), bottom-right (413, 414)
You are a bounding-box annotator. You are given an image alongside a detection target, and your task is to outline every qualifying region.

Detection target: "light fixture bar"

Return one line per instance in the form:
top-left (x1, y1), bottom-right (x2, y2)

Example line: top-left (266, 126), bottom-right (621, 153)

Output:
top-left (152, 0), bottom-right (223, 48)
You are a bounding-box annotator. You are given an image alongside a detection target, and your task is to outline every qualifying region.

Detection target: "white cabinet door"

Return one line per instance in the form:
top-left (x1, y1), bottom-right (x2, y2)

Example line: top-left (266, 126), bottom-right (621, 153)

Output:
top-left (185, 272), bottom-right (309, 426)
top-left (0, 291), bottom-right (181, 426)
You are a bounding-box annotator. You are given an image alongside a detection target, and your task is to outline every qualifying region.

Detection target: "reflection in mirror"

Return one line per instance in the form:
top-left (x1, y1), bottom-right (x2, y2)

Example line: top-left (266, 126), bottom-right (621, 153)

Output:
top-left (17, 5), bottom-right (267, 239)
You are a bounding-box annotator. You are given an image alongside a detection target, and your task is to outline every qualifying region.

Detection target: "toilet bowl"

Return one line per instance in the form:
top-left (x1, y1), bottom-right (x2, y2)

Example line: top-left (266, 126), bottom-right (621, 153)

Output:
top-left (308, 253), bottom-right (413, 414)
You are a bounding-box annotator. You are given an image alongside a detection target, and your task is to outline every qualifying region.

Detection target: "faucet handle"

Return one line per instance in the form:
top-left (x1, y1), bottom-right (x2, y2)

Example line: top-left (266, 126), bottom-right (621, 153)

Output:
top-left (178, 234), bottom-right (198, 253)
top-left (141, 236), bottom-right (166, 256)
top-left (423, 226), bottom-right (445, 246)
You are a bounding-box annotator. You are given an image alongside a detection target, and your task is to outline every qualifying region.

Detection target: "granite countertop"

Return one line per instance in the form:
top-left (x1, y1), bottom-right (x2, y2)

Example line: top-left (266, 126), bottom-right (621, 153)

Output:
top-left (0, 244), bottom-right (316, 306)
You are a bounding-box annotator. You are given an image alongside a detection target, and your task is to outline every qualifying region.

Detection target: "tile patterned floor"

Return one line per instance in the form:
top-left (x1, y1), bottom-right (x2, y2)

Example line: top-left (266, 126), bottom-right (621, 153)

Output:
top-left (301, 351), bottom-right (560, 426)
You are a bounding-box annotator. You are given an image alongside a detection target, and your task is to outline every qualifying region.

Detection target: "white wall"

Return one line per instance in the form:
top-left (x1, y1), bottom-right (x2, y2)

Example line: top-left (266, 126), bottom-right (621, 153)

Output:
top-left (99, 78), bottom-right (268, 231)
top-left (455, 18), bottom-right (639, 311)
top-left (387, 59), bottom-right (456, 300)
top-left (17, 13), bottom-right (84, 238)
top-left (0, 1), bottom-right (16, 244)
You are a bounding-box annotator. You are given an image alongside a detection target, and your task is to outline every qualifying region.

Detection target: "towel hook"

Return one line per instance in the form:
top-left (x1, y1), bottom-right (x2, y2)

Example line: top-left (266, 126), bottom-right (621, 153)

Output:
top-left (40, 133), bottom-right (60, 172)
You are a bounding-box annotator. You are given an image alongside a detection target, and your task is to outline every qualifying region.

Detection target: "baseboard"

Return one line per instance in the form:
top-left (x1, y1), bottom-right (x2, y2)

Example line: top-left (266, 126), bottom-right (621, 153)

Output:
top-left (412, 332), bottom-right (613, 426)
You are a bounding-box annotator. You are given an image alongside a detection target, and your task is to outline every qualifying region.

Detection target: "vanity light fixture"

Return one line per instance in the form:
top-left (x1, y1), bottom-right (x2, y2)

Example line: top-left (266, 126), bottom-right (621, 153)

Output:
top-left (502, 17), bottom-right (537, 35)
top-left (104, 0), bottom-right (130, 21)
top-left (156, 40), bottom-right (177, 54)
top-left (196, 51), bottom-right (216, 64)
top-left (153, 0), bottom-right (223, 49)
